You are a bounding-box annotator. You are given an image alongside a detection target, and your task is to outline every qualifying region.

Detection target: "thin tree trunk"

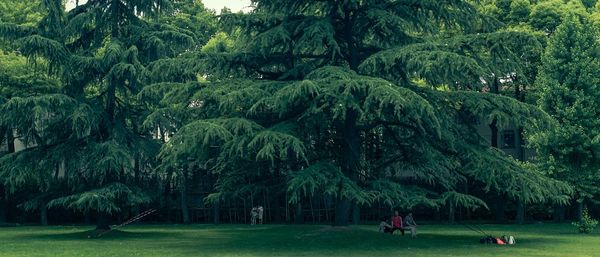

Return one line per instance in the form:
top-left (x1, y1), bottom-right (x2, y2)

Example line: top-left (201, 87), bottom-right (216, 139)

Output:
top-left (490, 77), bottom-right (500, 149)
top-left (84, 210), bottom-right (91, 224)
top-left (334, 197), bottom-right (350, 226)
top-left (213, 201), bottom-right (220, 225)
top-left (554, 204), bottom-right (565, 222)
top-left (487, 80), bottom-right (502, 224)
top-left (464, 182), bottom-right (471, 220)
top-left (495, 194), bottom-right (506, 223)
top-left (310, 196), bottom-right (315, 224)
top-left (180, 172), bottom-right (190, 224)
top-left (0, 188), bottom-right (7, 224)
top-left (351, 201), bottom-right (360, 225)
top-left (96, 212), bottom-right (111, 230)
top-left (336, 108), bottom-right (360, 226)
top-left (0, 203), bottom-right (6, 224)
top-left (285, 194), bottom-right (290, 222)
top-left (1, 130), bottom-right (11, 224)
top-left (295, 202), bottom-right (304, 224)
top-left (516, 201), bottom-right (526, 224)
top-left (574, 200), bottom-right (584, 221)
top-left (6, 130), bottom-right (15, 153)
top-left (449, 205), bottom-right (455, 224)
top-left (274, 196), bottom-right (282, 223)
top-left (40, 204), bottom-right (48, 226)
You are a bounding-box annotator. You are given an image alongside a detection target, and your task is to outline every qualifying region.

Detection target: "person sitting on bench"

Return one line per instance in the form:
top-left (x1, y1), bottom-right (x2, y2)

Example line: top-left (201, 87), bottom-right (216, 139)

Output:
top-left (379, 217), bottom-right (394, 234)
top-left (404, 213), bottom-right (417, 238)
top-left (391, 211), bottom-right (404, 235)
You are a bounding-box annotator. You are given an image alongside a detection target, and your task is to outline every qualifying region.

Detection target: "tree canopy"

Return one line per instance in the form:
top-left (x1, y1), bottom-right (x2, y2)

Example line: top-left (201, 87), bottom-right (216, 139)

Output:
top-left (0, 0), bottom-right (592, 227)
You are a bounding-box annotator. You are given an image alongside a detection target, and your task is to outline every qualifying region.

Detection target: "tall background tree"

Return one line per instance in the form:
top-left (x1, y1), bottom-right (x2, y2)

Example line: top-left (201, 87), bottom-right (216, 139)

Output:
top-left (0, 0), bottom-right (204, 229)
top-left (531, 14), bottom-right (600, 222)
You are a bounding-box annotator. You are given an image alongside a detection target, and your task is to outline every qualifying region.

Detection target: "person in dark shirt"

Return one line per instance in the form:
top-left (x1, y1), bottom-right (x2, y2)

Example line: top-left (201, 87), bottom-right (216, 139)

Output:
top-left (404, 213), bottom-right (417, 238)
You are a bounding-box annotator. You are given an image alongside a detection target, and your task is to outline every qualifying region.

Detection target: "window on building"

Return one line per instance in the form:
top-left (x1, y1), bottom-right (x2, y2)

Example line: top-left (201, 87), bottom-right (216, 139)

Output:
top-left (502, 130), bottom-right (516, 149)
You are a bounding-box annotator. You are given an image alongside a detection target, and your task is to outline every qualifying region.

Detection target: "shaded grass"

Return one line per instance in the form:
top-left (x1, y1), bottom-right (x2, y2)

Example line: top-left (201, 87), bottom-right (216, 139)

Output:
top-left (0, 223), bottom-right (598, 256)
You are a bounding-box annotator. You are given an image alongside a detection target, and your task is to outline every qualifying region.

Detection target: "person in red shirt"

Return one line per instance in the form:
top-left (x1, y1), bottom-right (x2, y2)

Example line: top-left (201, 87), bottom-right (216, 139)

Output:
top-left (391, 211), bottom-right (404, 235)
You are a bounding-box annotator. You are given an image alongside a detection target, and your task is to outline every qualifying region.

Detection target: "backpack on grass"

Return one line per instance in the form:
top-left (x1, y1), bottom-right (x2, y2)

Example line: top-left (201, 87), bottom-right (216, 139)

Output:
top-left (479, 236), bottom-right (496, 244)
top-left (508, 236), bottom-right (515, 245)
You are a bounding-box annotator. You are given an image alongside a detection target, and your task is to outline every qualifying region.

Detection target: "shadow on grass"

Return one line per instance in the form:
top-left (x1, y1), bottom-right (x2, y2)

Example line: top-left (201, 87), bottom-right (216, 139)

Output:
top-left (153, 226), bottom-right (569, 256)
top-left (15, 229), bottom-right (181, 241)
top-left (11, 224), bottom-right (573, 257)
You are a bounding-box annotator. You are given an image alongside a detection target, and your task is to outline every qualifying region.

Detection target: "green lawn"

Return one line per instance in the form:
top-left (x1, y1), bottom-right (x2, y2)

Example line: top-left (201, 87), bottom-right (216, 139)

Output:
top-left (0, 223), bottom-right (598, 257)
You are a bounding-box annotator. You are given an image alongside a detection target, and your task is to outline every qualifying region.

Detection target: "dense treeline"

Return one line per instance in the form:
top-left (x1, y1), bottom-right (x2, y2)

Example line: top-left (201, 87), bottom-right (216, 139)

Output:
top-left (0, 0), bottom-right (598, 229)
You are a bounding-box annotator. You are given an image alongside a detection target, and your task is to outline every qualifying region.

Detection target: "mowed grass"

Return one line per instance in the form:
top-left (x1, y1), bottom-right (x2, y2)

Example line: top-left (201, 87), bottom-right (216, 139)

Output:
top-left (0, 223), bottom-right (598, 257)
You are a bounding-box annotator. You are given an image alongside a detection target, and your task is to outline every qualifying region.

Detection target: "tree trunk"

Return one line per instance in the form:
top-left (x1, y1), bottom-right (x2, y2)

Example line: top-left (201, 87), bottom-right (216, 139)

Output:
top-left (574, 200), bottom-right (584, 221)
top-left (40, 205), bottom-right (48, 226)
top-left (0, 190), bottom-right (6, 224)
top-left (494, 194), bottom-right (506, 223)
top-left (554, 204), bottom-right (566, 222)
top-left (351, 202), bottom-right (360, 225)
top-left (6, 130), bottom-right (15, 153)
top-left (1, 132), bottom-right (14, 223)
top-left (294, 202), bottom-right (304, 224)
top-left (96, 212), bottom-right (111, 230)
top-left (516, 127), bottom-right (525, 160)
top-left (449, 205), bottom-right (455, 224)
top-left (490, 77), bottom-right (499, 148)
top-left (335, 108), bottom-right (360, 226)
top-left (84, 210), bottom-right (91, 224)
top-left (334, 197), bottom-right (350, 226)
top-left (213, 201), bottom-right (220, 225)
top-left (490, 119), bottom-right (498, 148)
top-left (516, 200), bottom-right (525, 224)
top-left (274, 196), bottom-right (282, 223)
top-left (434, 208), bottom-right (441, 222)
top-left (180, 174), bottom-right (190, 224)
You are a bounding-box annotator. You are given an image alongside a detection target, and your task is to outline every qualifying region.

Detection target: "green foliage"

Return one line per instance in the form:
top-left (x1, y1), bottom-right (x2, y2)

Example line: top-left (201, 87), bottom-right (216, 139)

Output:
top-left (1, 0), bottom-right (584, 227)
top-left (0, 0), bottom-right (43, 25)
top-left (439, 191), bottom-right (489, 210)
top-left (572, 208), bottom-right (599, 234)
top-left (0, 0), bottom-right (215, 228)
top-left (287, 161), bottom-right (373, 205)
top-left (150, 0), bottom-right (571, 227)
top-left (531, 14), bottom-right (600, 201)
top-left (48, 183), bottom-right (151, 214)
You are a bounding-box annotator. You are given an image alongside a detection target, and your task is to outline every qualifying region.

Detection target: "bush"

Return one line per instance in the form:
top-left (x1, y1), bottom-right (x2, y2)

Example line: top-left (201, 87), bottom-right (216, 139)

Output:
top-left (572, 208), bottom-right (598, 234)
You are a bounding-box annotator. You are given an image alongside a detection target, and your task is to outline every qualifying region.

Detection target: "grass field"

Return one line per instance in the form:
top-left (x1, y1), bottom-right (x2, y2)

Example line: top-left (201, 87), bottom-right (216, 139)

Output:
top-left (0, 223), bottom-right (598, 256)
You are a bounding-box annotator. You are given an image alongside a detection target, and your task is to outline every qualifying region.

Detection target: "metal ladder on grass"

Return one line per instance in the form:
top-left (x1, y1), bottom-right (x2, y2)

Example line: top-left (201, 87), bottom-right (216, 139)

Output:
top-left (95, 208), bottom-right (157, 238)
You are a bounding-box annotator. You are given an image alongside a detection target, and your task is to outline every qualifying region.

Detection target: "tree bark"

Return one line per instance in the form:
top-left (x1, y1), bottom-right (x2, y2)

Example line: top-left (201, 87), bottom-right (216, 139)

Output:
top-left (449, 205), bottom-right (455, 224)
top-left (490, 119), bottom-right (498, 148)
top-left (351, 202), bottom-right (360, 225)
top-left (335, 108), bottom-right (360, 226)
top-left (490, 77), bottom-right (499, 149)
top-left (574, 200), bottom-right (584, 221)
top-left (84, 210), bottom-right (91, 224)
top-left (6, 130), bottom-right (15, 153)
top-left (0, 188), bottom-right (6, 224)
top-left (334, 197), bottom-right (350, 226)
top-left (40, 205), bottom-right (48, 226)
top-left (212, 201), bottom-right (220, 225)
top-left (516, 200), bottom-right (526, 224)
top-left (294, 202), bottom-right (304, 224)
top-left (96, 212), bottom-right (111, 230)
top-left (494, 194), bottom-right (506, 223)
top-left (554, 204), bottom-right (566, 222)
top-left (180, 173), bottom-right (190, 224)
